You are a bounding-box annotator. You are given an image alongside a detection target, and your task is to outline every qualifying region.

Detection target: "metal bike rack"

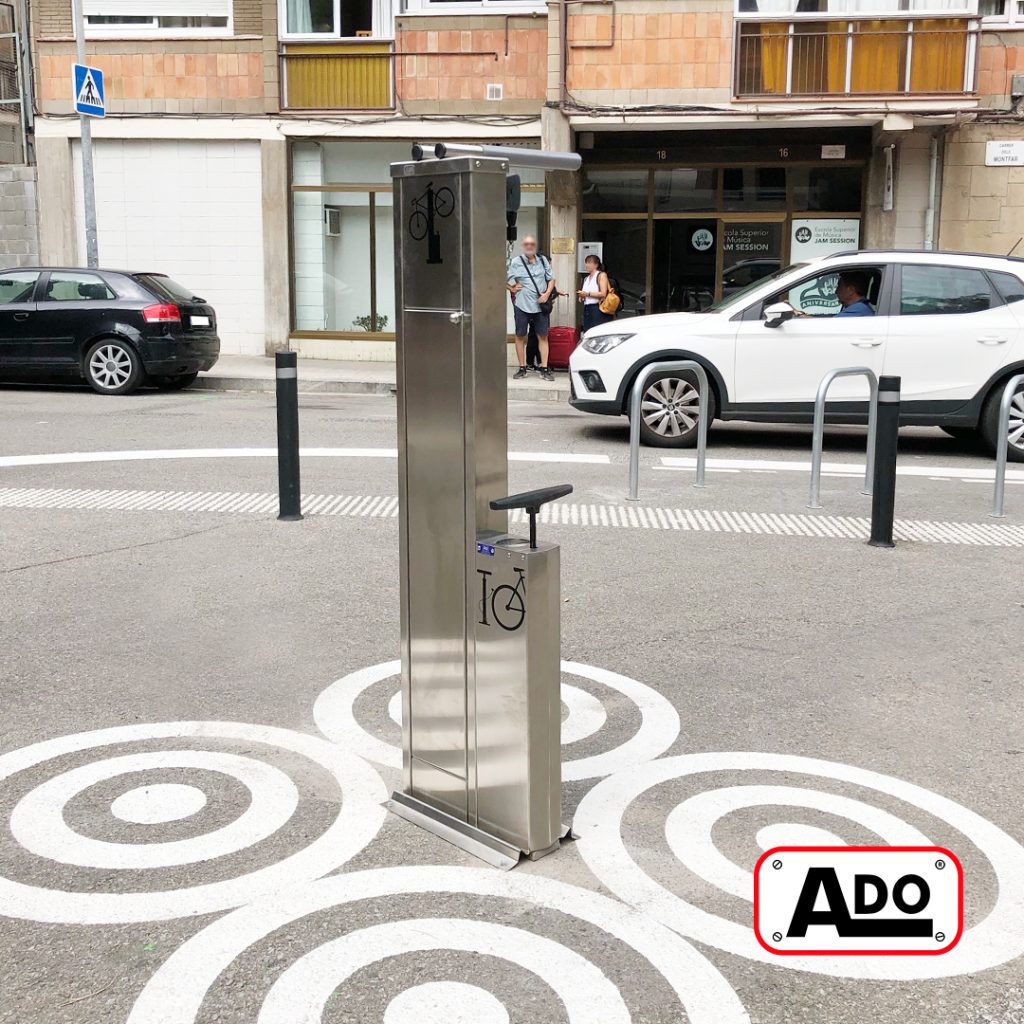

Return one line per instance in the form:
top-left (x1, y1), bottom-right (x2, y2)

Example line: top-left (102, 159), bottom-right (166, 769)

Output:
top-left (628, 360), bottom-right (709, 502)
top-left (991, 372), bottom-right (1024, 519)
top-left (808, 367), bottom-right (879, 510)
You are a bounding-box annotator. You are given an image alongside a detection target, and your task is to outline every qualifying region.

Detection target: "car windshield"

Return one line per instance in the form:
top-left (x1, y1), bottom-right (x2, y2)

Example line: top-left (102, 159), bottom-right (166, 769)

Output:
top-left (705, 263), bottom-right (810, 314)
top-left (136, 274), bottom-right (199, 304)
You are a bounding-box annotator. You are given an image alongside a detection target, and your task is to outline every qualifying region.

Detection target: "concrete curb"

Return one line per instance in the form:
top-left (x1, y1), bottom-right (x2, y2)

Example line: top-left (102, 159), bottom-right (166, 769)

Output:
top-left (194, 374), bottom-right (570, 403)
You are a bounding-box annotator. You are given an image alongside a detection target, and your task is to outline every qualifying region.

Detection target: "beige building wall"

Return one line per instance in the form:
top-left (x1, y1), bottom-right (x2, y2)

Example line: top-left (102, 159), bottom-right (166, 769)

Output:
top-left (940, 122), bottom-right (1024, 255)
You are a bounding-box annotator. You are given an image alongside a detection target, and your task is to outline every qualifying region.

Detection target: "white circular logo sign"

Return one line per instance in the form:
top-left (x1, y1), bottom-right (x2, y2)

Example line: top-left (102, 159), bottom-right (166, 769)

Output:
top-left (691, 229), bottom-right (714, 252)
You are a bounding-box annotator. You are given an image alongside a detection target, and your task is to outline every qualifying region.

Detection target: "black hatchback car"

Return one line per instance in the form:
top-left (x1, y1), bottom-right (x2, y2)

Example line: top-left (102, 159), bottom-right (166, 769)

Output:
top-left (0, 267), bottom-right (220, 394)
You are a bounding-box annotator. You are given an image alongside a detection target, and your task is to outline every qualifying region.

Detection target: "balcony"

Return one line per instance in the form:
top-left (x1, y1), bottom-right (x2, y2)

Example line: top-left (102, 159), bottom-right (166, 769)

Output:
top-left (735, 19), bottom-right (975, 98)
top-left (281, 41), bottom-right (393, 111)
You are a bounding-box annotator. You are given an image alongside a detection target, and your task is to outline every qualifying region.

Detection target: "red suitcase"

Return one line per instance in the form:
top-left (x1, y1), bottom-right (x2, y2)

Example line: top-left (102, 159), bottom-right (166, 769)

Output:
top-left (547, 326), bottom-right (579, 370)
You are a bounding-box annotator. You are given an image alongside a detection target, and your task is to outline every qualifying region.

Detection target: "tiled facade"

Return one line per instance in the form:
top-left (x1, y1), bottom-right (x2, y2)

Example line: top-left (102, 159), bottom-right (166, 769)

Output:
top-left (395, 17), bottom-right (547, 114)
top-left (32, 0), bottom-right (279, 114)
top-left (564, 4), bottom-right (732, 104)
top-left (977, 37), bottom-right (1024, 107)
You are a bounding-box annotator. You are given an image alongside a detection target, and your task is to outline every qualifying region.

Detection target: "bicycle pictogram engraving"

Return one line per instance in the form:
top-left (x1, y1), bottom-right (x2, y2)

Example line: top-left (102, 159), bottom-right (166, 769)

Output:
top-left (477, 567), bottom-right (526, 632)
top-left (408, 181), bottom-right (454, 265)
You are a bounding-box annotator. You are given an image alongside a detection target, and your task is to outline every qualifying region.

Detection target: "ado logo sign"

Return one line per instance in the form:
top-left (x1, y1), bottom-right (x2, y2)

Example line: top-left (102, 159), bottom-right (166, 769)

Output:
top-left (754, 847), bottom-right (963, 955)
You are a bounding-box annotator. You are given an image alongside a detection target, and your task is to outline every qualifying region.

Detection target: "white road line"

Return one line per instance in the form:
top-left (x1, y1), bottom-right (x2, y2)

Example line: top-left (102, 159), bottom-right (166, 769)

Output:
top-left (2, 486), bottom-right (1022, 546)
top-left (661, 455), bottom-right (1024, 483)
top-left (0, 447), bottom-right (610, 469)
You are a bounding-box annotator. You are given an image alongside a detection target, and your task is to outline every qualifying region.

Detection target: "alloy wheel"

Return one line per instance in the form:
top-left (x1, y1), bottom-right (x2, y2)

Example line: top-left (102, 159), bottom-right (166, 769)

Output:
top-left (1009, 388), bottom-right (1024, 453)
top-left (641, 377), bottom-right (701, 437)
top-left (89, 344), bottom-right (134, 390)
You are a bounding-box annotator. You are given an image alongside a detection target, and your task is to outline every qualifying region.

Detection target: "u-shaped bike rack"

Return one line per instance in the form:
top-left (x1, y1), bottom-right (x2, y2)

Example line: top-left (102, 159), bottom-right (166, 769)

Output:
top-left (628, 360), bottom-right (709, 502)
top-left (808, 366), bottom-right (880, 510)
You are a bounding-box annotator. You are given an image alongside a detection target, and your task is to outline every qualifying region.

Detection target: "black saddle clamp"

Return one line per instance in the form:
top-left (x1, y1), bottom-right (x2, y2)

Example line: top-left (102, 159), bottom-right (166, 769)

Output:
top-left (489, 484), bottom-right (573, 549)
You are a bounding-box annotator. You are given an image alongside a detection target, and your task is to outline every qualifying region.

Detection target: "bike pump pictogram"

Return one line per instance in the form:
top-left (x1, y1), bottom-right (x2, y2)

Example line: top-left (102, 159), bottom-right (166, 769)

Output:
top-left (388, 143), bottom-right (581, 867)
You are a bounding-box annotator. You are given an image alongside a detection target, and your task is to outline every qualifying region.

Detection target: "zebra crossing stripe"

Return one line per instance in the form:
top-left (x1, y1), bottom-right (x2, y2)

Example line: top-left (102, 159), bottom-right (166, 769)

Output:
top-left (1, 486), bottom-right (1022, 547)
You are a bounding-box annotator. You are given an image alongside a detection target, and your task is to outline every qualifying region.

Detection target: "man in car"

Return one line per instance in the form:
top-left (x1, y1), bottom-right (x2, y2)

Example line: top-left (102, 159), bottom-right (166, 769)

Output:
top-left (834, 271), bottom-right (875, 317)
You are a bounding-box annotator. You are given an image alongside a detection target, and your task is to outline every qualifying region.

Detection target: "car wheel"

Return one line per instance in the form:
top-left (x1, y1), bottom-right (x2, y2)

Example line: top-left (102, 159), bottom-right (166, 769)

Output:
top-left (939, 425), bottom-right (980, 442)
top-left (980, 376), bottom-right (1024, 462)
top-left (634, 369), bottom-right (716, 448)
top-left (151, 372), bottom-right (200, 391)
top-left (84, 339), bottom-right (144, 395)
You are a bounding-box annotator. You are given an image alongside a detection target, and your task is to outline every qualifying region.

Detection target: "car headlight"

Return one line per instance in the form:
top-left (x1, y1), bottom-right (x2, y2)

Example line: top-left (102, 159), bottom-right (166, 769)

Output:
top-left (581, 333), bottom-right (634, 355)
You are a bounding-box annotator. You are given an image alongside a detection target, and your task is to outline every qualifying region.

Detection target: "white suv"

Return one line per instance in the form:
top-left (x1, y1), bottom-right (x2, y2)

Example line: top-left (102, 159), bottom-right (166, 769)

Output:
top-left (569, 250), bottom-right (1024, 461)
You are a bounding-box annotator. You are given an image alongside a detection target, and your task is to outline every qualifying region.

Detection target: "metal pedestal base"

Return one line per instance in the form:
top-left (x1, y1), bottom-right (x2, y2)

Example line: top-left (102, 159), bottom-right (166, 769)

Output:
top-left (389, 791), bottom-right (566, 870)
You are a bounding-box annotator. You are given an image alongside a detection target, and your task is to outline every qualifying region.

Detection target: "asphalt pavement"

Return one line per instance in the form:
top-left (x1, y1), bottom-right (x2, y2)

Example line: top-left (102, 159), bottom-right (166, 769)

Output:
top-left (1, 381), bottom-right (1022, 1024)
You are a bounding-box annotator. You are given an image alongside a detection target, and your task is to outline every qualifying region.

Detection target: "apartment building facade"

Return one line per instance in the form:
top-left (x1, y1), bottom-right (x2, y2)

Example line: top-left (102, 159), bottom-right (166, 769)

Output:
top-left (20, 0), bottom-right (1024, 357)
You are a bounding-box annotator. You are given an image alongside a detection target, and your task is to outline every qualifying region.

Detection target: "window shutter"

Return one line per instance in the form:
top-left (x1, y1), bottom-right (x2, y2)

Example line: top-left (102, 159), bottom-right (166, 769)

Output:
top-left (83, 0), bottom-right (231, 16)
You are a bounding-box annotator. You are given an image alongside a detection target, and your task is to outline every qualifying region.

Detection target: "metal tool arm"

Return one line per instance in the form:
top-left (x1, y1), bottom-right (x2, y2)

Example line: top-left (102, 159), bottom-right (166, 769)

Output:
top-left (490, 484), bottom-right (573, 549)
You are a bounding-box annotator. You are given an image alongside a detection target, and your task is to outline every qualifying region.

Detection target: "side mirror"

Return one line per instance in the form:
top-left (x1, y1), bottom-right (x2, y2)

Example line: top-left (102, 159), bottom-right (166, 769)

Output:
top-left (763, 302), bottom-right (796, 329)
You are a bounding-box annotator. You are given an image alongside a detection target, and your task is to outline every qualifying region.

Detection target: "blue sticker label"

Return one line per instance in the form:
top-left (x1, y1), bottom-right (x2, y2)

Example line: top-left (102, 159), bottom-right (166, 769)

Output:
top-left (476, 543), bottom-right (496, 556)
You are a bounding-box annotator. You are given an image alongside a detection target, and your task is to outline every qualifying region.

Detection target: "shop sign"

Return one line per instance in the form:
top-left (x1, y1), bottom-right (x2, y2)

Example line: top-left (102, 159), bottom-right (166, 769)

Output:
top-left (723, 224), bottom-right (776, 257)
top-left (691, 227), bottom-right (714, 252)
top-left (821, 145), bottom-right (846, 160)
top-left (790, 218), bottom-right (860, 261)
top-left (985, 140), bottom-right (1024, 166)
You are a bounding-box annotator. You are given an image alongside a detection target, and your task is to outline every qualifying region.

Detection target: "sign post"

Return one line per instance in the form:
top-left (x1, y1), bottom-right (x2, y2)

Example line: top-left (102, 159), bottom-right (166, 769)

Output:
top-left (71, 0), bottom-right (102, 268)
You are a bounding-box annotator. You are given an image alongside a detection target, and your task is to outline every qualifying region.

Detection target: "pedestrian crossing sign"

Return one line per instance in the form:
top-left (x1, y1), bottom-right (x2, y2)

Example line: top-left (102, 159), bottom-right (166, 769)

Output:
top-left (73, 63), bottom-right (105, 117)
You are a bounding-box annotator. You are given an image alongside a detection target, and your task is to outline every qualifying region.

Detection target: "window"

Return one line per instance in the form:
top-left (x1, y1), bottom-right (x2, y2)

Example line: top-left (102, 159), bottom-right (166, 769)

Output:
top-left (42, 272), bottom-right (115, 302)
top-left (990, 269), bottom-right (1024, 303)
top-left (790, 167), bottom-right (862, 211)
top-left (0, 271), bottom-right (38, 304)
top-left (980, 0), bottom-right (1024, 21)
top-left (84, 1), bottom-right (232, 35)
top-left (734, 0), bottom-right (974, 16)
top-left (723, 167), bottom-right (786, 211)
top-left (284, 0), bottom-right (372, 35)
top-left (582, 169), bottom-right (648, 214)
top-left (778, 265), bottom-right (882, 315)
top-left (653, 169), bottom-right (717, 212)
top-left (288, 140), bottom-right (546, 337)
top-left (900, 265), bottom-right (994, 315)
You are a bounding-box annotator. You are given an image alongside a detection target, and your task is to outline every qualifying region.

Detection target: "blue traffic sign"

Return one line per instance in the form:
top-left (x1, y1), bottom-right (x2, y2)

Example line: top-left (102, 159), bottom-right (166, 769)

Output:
top-left (73, 63), bottom-right (105, 117)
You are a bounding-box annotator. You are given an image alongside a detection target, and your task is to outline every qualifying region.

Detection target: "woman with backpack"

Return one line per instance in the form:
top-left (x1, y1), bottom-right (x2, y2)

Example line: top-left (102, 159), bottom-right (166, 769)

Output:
top-left (577, 254), bottom-right (619, 334)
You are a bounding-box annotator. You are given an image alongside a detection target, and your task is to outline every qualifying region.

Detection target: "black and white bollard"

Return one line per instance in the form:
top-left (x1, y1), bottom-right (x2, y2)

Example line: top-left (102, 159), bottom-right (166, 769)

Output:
top-left (275, 350), bottom-right (302, 522)
top-left (868, 375), bottom-right (900, 548)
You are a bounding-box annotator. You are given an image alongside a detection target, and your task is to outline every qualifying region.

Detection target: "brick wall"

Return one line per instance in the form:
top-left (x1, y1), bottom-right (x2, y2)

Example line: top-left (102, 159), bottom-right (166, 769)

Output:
top-left (33, 0), bottom-right (279, 113)
top-left (976, 36), bottom-right (1024, 108)
top-left (395, 16), bottom-right (546, 115)
top-left (940, 122), bottom-right (1024, 253)
top-left (0, 164), bottom-right (40, 267)
top-left (37, 41), bottom-right (267, 114)
top-left (559, 0), bottom-right (732, 106)
top-left (34, 0), bottom-right (71, 40)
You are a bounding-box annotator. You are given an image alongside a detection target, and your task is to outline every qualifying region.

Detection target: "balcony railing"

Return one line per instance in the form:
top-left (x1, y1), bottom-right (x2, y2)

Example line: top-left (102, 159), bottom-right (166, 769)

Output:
top-left (281, 42), bottom-right (394, 111)
top-left (735, 19), bottom-right (975, 98)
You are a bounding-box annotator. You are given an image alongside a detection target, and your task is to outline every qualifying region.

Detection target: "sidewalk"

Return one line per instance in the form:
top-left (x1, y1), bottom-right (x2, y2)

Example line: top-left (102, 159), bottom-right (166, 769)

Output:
top-left (195, 355), bottom-right (571, 403)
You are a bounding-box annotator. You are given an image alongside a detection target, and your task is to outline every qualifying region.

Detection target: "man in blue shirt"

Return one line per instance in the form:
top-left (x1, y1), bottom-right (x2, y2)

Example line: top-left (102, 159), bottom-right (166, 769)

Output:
top-left (507, 236), bottom-right (556, 381)
top-left (834, 271), bottom-right (875, 317)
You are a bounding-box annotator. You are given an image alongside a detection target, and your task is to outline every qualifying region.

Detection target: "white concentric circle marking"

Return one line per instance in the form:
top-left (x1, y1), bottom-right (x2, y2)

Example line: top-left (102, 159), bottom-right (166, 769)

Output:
top-left (260, 918), bottom-right (629, 1024)
top-left (127, 866), bottom-right (750, 1024)
top-left (12, 752), bottom-right (299, 869)
top-left (314, 660), bottom-right (679, 780)
top-left (387, 683), bottom-right (607, 745)
top-left (110, 783), bottom-right (209, 824)
top-left (0, 722), bottom-right (388, 924)
top-left (574, 752), bottom-right (1024, 979)
top-left (384, 982), bottom-right (509, 1024)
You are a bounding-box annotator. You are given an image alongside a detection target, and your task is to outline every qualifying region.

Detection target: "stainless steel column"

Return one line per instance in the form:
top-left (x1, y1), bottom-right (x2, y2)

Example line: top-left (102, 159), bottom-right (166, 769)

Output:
top-left (389, 155), bottom-right (562, 868)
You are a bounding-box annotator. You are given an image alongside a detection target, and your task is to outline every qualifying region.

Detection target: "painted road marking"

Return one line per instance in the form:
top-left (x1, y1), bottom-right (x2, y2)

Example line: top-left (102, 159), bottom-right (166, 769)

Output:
top-left (314, 661), bottom-right (679, 781)
top-left (126, 866), bottom-right (750, 1024)
top-left (2, 486), bottom-right (1022, 546)
top-left (661, 455), bottom-right (1024, 483)
top-left (0, 722), bottom-right (387, 924)
top-left (573, 752), bottom-right (1024, 980)
top-left (0, 447), bottom-right (610, 469)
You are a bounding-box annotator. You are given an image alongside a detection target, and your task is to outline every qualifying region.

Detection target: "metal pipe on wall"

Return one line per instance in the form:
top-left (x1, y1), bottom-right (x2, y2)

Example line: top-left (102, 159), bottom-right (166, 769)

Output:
top-left (923, 133), bottom-right (939, 251)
